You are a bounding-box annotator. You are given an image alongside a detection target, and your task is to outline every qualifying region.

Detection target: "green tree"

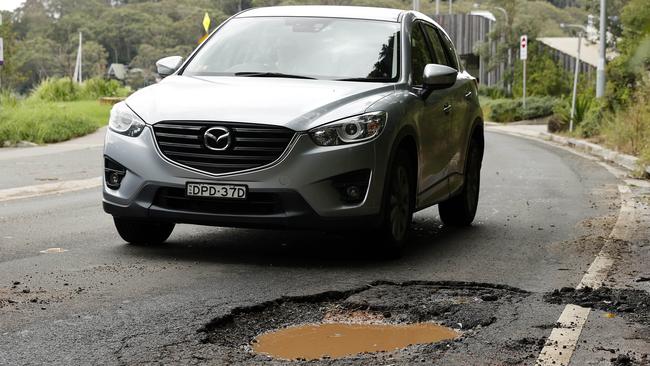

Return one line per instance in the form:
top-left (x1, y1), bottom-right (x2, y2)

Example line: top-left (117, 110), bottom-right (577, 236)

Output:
top-left (512, 41), bottom-right (572, 98)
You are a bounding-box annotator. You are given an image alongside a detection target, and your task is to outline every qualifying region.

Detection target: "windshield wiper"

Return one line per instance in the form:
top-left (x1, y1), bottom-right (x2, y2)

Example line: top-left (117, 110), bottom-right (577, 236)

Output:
top-left (335, 77), bottom-right (393, 82)
top-left (234, 72), bottom-right (316, 80)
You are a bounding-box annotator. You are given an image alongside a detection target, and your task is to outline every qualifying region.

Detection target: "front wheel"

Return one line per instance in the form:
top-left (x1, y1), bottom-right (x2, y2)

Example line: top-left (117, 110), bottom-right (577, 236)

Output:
top-left (113, 218), bottom-right (175, 245)
top-left (377, 150), bottom-right (415, 257)
top-left (439, 142), bottom-right (482, 226)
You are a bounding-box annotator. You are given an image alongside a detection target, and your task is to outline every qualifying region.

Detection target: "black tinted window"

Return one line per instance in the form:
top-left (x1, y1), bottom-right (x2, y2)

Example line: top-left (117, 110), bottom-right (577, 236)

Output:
top-left (436, 29), bottom-right (459, 70)
top-left (423, 24), bottom-right (449, 66)
top-left (411, 23), bottom-right (433, 86)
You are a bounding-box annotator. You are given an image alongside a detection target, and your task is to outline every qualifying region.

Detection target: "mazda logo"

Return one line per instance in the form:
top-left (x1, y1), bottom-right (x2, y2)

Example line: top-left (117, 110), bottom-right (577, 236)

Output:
top-left (204, 127), bottom-right (232, 151)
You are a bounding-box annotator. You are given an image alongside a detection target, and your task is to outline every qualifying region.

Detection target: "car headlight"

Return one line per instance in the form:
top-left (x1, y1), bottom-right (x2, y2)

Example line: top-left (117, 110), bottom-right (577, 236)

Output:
top-left (109, 102), bottom-right (146, 137)
top-left (309, 112), bottom-right (387, 146)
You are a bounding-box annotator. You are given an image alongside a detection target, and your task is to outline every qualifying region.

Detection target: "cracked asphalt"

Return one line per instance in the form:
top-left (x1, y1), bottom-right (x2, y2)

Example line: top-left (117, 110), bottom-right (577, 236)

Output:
top-left (1, 131), bottom-right (649, 365)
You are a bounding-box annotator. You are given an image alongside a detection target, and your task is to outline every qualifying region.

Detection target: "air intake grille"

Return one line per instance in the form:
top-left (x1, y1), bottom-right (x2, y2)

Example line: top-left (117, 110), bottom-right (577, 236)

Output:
top-left (153, 122), bottom-right (295, 175)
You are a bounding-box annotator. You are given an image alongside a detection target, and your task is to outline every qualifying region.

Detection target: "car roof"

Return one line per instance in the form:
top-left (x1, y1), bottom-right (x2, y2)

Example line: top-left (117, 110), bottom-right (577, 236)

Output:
top-left (236, 6), bottom-right (405, 22)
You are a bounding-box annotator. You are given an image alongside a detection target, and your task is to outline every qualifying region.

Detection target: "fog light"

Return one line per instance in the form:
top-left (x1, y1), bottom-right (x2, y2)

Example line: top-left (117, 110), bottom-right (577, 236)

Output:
top-left (104, 156), bottom-right (126, 190)
top-left (108, 172), bottom-right (121, 186)
top-left (345, 185), bottom-right (361, 201)
top-left (331, 169), bottom-right (371, 205)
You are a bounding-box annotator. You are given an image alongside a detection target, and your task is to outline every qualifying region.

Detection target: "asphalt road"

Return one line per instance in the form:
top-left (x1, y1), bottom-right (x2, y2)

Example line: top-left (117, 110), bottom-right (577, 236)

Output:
top-left (1, 131), bottom-right (646, 365)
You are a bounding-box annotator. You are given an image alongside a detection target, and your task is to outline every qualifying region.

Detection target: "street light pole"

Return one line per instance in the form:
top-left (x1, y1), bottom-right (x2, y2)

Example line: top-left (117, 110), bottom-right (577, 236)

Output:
top-left (436, 0), bottom-right (440, 15)
top-left (449, 0), bottom-right (452, 15)
top-left (474, 4), bottom-right (511, 95)
top-left (413, 0), bottom-right (420, 11)
top-left (570, 33), bottom-right (582, 133)
top-left (596, 0), bottom-right (606, 98)
top-left (561, 23), bottom-right (587, 133)
top-left (494, 7), bottom-right (511, 95)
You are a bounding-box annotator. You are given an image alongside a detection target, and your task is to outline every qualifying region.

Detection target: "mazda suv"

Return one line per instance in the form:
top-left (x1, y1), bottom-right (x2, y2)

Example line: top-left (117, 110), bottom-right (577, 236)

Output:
top-left (103, 5), bottom-right (484, 253)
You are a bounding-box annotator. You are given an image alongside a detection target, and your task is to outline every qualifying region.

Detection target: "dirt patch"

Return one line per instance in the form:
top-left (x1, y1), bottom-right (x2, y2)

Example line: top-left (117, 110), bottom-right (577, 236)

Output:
top-left (200, 281), bottom-right (529, 364)
top-left (544, 287), bottom-right (650, 326)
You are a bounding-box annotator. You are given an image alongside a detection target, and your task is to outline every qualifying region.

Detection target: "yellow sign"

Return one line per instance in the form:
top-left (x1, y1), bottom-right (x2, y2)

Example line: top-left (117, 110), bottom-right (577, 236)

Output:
top-left (202, 12), bottom-right (211, 34)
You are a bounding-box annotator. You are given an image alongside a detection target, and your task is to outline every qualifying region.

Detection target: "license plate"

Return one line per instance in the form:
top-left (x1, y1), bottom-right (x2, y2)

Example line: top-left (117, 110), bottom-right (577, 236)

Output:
top-left (185, 183), bottom-right (248, 199)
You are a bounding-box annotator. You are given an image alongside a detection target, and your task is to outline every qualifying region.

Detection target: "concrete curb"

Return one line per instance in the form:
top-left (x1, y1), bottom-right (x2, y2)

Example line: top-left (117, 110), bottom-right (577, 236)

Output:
top-left (538, 132), bottom-right (650, 175)
top-left (486, 122), bottom-right (650, 176)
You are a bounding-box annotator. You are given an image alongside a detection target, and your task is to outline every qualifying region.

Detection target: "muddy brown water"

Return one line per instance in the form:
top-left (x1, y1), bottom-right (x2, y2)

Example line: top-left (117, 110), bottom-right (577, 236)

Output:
top-left (252, 322), bottom-right (460, 360)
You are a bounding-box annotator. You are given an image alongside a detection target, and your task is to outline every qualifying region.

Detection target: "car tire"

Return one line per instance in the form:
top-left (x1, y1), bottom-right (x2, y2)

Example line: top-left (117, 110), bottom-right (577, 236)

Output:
top-left (439, 141), bottom-right (482, 226)
top-left (113, 218), bottom-right (175, 245)
top-left (378, 149), bottom-right (414, 257)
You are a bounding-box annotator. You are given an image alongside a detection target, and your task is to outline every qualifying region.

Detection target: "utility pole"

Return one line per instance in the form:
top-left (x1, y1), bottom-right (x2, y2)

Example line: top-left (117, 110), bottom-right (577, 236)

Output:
top-left (596, 0), bottom-right (606, 98)
top-left (520, 35), bottom-right (527, 110)
top-left (72, 32), bottom-right (83, 84)
top-left (436, 0), bottom-right (440, 15)
top-left (449, 0), bottom-right (452, 15)
top-left (0, 13), bottom-right (3, 91)
top-left (413, 0), bottom-right (420, 11)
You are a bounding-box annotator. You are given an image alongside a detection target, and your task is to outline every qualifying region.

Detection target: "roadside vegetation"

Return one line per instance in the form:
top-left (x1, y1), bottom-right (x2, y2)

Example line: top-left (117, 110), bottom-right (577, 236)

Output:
top-left (478, 0), bottom-right (650, 170)
top-left (0, 78), bottom-right (124, 145)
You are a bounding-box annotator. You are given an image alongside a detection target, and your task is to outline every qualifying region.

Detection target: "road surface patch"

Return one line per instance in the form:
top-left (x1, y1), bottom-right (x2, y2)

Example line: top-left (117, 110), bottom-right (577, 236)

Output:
top-left (0, 176), bottom-right (101, 202)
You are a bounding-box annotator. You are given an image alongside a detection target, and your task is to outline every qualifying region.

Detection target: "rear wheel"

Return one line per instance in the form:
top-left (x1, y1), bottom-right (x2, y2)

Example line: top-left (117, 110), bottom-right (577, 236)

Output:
top-left (113, 218), bottom-right (175, 245)
top-left (378, 150), bottom-right (414, 256)
top-left (439, 141), bottom-right (482, 226)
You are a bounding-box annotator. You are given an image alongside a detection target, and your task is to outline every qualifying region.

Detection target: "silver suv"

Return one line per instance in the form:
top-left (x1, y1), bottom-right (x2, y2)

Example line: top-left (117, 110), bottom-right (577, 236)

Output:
top-left (103, 6), bottom-right (484, 254)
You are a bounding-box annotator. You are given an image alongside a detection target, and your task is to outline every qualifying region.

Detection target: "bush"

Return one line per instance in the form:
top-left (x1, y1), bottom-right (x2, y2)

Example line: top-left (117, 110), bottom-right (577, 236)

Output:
top-left (29, 77), bottom-right (132, 102)
top-left (0, 90), bottom-right (19, 107)
top-left (549, 95), bottom-right (595, 135)
top-left (548, 114), bottom-right (567, 133)
top-left (478, 85), bottom-right (508, 99)
top-left (30, 77), bottom-right (81, 102)
top-left (485, 96), bottom-right (558, 122)
top-left (577, 99), bottom-right (606, 138)
top-left (0, 100), bottom-right (111, 144)
top-left (81, 78), bottom-right (132, 99)
top-left (601, 82), bottom-right (650, 159)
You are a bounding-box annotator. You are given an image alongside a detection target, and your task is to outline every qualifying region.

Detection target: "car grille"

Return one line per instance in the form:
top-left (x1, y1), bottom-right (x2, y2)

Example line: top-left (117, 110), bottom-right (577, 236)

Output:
top-left (153, 187), bottom-right (283, 216)
top-left (152, 121), bottom-right (295, 175)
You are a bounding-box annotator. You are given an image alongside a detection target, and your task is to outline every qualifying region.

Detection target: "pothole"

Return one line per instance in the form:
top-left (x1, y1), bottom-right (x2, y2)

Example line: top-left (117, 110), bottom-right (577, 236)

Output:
top-left (200, 281), bottom-right (528, 363)
top-left (252, 322), bottom-right (460, 360)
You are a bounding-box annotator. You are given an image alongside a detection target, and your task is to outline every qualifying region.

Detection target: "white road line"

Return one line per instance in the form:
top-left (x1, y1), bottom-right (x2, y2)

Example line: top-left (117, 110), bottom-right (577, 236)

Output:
top-left (536, 305), bottom-right (591, 366)
top-left (0, 176), bottom-right (102, 202)
top-left (536, 185), bottom-right (635, 366)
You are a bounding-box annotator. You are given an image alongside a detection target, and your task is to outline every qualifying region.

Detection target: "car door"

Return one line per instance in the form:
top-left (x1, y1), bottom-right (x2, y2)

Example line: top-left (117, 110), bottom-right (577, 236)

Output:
top-left (410, 21), bottom-right (452, 207)
top-left (431, 26), bottom-right (475, 180)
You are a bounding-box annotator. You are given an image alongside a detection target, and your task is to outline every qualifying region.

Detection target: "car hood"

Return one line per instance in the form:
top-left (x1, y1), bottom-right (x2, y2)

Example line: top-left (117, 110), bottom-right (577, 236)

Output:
top-left (126, 75), bottom-right (396, 131)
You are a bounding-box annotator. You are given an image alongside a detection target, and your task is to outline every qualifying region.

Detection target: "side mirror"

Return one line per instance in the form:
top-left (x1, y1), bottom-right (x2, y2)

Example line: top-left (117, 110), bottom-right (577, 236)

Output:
top-left (422, 64), bottom-right (457, 89)
top-left (156, 56), bottom-right (183, 78)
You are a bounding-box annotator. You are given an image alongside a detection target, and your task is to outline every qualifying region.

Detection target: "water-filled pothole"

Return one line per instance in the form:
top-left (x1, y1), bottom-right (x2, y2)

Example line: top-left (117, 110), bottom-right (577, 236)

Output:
top-left (252, 322), bottom-right (460, 360)
top-left (200, 281), bottom-right (529, 364)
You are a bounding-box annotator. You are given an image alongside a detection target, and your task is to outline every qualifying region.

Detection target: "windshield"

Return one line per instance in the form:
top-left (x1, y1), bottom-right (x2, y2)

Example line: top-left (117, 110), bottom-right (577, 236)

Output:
top-left (182, 17), bottom-right (401, 82)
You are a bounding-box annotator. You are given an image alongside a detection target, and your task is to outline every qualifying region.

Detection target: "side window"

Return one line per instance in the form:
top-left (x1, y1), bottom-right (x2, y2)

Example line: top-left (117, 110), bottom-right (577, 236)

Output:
top-left (436, 29), bottom-right (459, 70)
top-left (423, 25), bottom-right (448, 66)
top-left (411, 23), bottom-right (433, 86)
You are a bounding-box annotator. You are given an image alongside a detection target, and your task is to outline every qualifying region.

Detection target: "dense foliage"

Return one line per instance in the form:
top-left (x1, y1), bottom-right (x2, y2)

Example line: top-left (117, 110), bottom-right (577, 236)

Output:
top-left (483, 96), bottom-right (558, 122)
top-left (0, 0), bottom-right (594, 94)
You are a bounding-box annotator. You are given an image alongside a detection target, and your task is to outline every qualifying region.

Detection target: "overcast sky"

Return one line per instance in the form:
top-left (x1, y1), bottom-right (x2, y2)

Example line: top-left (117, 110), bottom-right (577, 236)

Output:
top-left (0, 0), bottom-right (25, 11)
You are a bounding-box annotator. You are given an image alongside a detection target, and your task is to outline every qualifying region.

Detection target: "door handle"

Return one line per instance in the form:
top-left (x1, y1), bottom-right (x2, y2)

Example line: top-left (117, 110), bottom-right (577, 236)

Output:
top-left (464, 91), bottom-right (473, 99)
top-left (443, 104), bottom-right (452, 114)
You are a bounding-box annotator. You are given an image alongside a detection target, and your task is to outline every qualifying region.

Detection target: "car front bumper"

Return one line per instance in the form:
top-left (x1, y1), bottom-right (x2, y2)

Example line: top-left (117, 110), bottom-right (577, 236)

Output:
top-left (102, 126), bottom-right (388, 229)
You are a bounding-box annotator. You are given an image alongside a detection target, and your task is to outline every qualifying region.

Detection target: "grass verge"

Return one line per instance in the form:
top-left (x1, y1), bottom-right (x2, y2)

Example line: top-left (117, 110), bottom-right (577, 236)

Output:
top-left (0, 100), bottom-right (111, 145)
